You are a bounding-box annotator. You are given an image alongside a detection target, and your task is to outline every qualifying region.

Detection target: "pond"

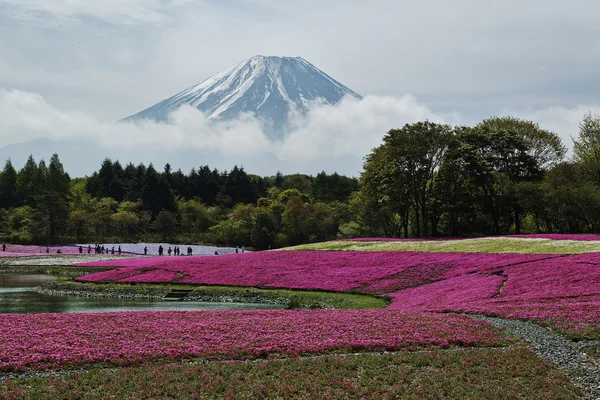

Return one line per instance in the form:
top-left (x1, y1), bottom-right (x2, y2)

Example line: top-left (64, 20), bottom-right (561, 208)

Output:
top-left (0, 273), bottom-right (283, 314)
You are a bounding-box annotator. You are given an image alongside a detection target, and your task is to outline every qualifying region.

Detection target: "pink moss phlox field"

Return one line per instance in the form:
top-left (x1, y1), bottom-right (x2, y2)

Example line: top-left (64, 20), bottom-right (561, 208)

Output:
top-left (77, 250), bottom-right (600, 334)
top-left (389, 253), bottom-right (600, 333)
top-left (0, 310), bottom-right (512, 372)
top-left (76, 251), bottom-right (555, 293)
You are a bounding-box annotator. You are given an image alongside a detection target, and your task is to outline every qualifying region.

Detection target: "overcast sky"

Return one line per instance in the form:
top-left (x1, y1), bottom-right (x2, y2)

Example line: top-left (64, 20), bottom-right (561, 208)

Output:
top-left (1, 0), bottom-right (600, 176)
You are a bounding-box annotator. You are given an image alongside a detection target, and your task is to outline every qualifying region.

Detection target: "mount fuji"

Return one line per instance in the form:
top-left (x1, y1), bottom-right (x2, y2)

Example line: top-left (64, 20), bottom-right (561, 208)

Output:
top-left (123, 55), bottom-right (362, 136)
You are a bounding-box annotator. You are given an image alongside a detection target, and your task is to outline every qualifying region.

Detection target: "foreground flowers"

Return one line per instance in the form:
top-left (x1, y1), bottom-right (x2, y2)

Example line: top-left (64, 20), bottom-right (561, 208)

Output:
top-left (0, 348), bottom-right (581, 400)
top-left (0, 310), bottom-right (513, 372)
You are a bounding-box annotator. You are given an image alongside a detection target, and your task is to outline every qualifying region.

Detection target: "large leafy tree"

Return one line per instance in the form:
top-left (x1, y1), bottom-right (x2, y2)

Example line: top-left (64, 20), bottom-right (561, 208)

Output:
top-left (573, 112), bottom-right (600, 184)
top-left (359, 145), bottom-right (408, 237)
top-left (359, 121), bottom-right (452, 237)
top-left (479, 117), bottom-right (565, 170)
top-left (442, 126), bottom-right (544, 234)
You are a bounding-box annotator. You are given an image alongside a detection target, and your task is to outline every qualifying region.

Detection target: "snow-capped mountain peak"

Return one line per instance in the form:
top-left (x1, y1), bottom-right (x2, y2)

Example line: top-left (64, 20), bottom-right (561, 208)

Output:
top-left (123, 55), bottom-right (362, 136)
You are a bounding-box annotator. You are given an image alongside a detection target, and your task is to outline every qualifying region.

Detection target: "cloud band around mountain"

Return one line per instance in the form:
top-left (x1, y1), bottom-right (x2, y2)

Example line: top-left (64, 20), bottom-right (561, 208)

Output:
top-left (0, 88), bottom-right (597, 176)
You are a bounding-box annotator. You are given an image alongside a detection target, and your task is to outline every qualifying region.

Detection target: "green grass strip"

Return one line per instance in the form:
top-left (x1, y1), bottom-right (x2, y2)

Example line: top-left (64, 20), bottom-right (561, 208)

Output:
top-left (288, 237), bottom-right (600, 254)
top-left (41, 281), bottom-right (389, 310)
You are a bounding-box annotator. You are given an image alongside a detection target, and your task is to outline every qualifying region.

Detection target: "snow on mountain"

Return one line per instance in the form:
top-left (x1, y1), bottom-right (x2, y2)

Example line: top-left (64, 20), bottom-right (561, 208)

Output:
top-left (122, 55), bottom-right (362, 136)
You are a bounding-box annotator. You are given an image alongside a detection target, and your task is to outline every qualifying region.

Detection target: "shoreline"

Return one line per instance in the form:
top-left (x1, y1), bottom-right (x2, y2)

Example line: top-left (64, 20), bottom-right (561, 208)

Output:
top-left (34, 281), bottom-right (389, 310)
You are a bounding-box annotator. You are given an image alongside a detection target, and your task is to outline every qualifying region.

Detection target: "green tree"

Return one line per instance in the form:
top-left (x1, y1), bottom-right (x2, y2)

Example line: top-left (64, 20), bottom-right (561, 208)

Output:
top-left (179, 199), bottom-right (211, 239)
top-left (32, 155), bottom-right (71, 243)
top-left (88, 197), bottom-right (118, 241)
top-left (443, 126), bottom-right (543, 234)
top-left (142, 165), bottom-right (176, 218)
top-left (5, 206), bottom-right (35, 243)
top-left (153, 209), bottom-right (178, 241)
top-left (359, 122), bottom-right (452, 237)
top-left (111, 211), bottom-right (140, 241)
top-left (0, 159), bottom-right (18, 209)
top-left (480, 117), bottom-right (565, 170)
top-left (281, 196), bottom-right (313, 245)
top-left (573, 112), bottom-right (600, 184)
top-left (16, 155), bottom-right (39, 206)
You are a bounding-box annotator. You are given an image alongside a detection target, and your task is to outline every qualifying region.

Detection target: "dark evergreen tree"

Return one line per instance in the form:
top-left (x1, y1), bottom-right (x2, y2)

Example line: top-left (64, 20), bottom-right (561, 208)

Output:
top-left (0, 160), bottom-right (18, 209)
top-left (142, 164), bottom-right (176, 218)
top-left (16, 155), bottom-right (39, 206)
top-left (32, 154), bottom-right (71, 243)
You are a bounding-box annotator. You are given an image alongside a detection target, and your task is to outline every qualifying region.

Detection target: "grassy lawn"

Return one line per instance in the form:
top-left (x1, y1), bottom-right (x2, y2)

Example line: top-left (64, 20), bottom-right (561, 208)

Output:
top-left (0, 348), bottom-right (581, 400)
top-left (0, 265), bottom-right (113, 275)
top-left (41, 280), bottom-right (389, 310)
top-left (289, 237), bottom-right (600, 254)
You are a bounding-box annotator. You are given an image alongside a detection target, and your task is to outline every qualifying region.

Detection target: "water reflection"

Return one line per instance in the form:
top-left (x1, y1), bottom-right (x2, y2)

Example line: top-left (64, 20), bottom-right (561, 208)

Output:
top-left (0, 273), bottom-right (282, 314)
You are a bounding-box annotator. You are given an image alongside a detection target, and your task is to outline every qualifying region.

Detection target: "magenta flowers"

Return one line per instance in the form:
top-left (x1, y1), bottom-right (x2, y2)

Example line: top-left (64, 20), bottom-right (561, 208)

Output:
top-left (76, 251), bottom-right (556, 292)
top-left (0, 310), bottom-right (513, 372)
top-left (77, 250), bottom-right (600, 335)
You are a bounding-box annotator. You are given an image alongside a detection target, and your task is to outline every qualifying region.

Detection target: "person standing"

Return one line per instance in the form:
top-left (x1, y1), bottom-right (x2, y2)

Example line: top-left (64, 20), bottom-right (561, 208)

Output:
top-left (168, 247), bottom-right (172, 256)
top-left (87, 245), bottom-right (91, 254)
top-left (1, 244), bottom-right (5, 252)
top-left (79, 246), bottom-right (83, 254)
top-left (158, 245), bottom-right (163, 256)
top-left (144, 246), bottom-right (148, 255)
top-left (118, 245), bottom-right (122, 255)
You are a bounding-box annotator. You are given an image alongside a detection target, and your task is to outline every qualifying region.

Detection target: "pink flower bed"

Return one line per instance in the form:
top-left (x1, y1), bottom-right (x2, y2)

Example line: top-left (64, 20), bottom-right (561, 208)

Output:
top-left (342, 238), bottom-right (433, 242)
top-left (388, 253), bottom-right (600, 334)
top-left (76, 251), bottom-right (556, 293)
top-left (387, 274), bottom-right (505, 312)
top-left (0, 310), bottom-right (512, 372)
top-left (77, 250), bottom-right (600, 335)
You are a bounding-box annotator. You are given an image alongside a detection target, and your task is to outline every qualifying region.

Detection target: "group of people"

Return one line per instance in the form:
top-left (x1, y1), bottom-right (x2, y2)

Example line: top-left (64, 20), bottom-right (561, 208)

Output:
top-left (1, 242), bottom-right (245, 257)
top-left (156, 245), bottom-right (193, 256)
top-left (92, 245), bottom-right (122, 255)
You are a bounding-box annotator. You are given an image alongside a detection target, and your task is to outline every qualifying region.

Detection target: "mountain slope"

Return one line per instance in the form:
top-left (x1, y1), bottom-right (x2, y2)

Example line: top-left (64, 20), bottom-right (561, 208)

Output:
top-left (123, 55), bottom-right (362, 135)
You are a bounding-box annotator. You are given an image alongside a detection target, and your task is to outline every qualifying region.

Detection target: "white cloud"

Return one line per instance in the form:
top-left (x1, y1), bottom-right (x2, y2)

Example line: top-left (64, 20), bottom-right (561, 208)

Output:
top-left (505, 105), bottom-right (600, 154)
top-left (0, 0), bottom-right (196, 25)
top-left (278, 95), bottom-right (442, 160)
top-left (1, 88), bottom-right (596, 175)
top-left (0, 89), bottom-right (451, 173)
top-left (0, 89), bottom-right (272, 155)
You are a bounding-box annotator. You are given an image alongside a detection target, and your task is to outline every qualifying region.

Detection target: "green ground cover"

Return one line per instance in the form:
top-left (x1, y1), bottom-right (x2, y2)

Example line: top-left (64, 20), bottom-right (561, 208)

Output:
top-left (289, 237), bottom-right (600, 254)
top-left (0, 348), bottom-right (580, 400)
top-left (0, 265), bottom-right (113, 275)
top-left (41, 281), bottom-right (389, 310)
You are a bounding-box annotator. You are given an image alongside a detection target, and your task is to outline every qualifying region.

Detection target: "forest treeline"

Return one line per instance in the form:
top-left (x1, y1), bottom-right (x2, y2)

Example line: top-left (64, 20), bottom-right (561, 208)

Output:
top-left (1, 113), bottom-right (600, 248)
